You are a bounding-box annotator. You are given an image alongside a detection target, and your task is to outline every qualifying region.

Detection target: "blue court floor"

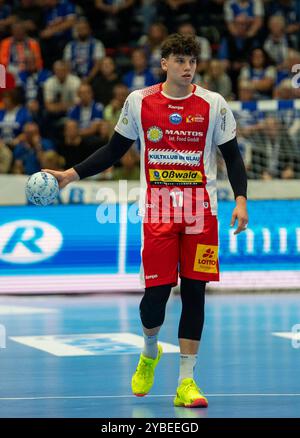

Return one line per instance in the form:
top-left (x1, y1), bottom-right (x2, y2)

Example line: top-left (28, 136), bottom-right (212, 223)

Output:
top-left (0, 292), bottom-right (299, 418)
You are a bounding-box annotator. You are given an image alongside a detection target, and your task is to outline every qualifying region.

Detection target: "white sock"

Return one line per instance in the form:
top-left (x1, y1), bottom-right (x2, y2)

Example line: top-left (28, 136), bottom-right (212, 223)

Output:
top-left (178, 354), bottom-right (197, 385)
top-left (142, 332), bottom-right (158, 359)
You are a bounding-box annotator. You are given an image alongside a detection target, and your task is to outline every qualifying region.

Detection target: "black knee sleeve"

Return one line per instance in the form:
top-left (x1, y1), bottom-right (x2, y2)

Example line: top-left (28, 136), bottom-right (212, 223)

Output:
top-left (139, 284), bottom-right (172, 329)
top-left (178, 277), bottom-right (206, 341)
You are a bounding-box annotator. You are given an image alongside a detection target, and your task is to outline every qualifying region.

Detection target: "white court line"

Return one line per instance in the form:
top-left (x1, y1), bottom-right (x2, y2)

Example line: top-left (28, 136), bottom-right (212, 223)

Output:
top-left (1, 394), bottom-right (300, 401)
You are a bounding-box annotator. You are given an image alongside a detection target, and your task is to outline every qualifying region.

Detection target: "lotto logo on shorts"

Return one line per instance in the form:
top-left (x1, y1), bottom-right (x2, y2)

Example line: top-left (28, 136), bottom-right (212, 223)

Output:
top-left (149, 169), bottom-right (202, 185)
top-left (193, 244), bottom-right (218, 274)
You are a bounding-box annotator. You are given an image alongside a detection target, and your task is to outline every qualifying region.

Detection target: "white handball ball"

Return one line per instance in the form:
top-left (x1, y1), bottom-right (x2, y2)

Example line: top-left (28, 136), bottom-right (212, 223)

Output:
top-left (25, 171), bottom-right (59, 206)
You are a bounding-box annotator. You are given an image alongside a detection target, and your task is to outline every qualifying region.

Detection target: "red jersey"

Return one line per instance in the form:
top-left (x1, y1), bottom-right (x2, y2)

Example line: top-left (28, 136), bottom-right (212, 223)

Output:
top-left (115, 83), bottom-right (236, 219)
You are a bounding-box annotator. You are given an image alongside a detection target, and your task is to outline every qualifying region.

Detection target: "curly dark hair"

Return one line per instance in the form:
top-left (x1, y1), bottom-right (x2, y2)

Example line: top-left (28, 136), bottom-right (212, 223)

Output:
top-left (161, 33), bottom-right (201, 60)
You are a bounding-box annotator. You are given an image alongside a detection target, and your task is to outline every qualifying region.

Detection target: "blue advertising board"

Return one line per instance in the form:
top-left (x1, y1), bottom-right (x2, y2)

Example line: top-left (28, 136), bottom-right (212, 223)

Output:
top-left (0, 201), bottom-right (299, 291)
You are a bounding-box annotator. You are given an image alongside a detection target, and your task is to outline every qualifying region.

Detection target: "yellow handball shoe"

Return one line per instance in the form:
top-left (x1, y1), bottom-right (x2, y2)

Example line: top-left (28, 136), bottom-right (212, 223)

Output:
top-left (131, 344), bottom-right (163, 397)
top-left (174, 378), bottom-right (208, 408)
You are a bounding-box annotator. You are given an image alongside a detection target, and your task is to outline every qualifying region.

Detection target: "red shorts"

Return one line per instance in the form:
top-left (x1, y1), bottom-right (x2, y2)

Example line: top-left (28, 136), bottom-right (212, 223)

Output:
top-left (140, 215), bottom-right (219, 288)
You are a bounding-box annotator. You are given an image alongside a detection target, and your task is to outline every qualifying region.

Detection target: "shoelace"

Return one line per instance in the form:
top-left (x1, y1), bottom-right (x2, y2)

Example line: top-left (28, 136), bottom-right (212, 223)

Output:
top-left (182, 382), bottom-right (203, 396)
top-left (136, 360), bottom-right (153, 380)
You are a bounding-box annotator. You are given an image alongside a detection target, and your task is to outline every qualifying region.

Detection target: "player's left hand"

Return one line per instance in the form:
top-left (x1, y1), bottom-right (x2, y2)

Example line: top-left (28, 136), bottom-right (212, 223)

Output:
top-left (230, 197), bottom-right (248, 235)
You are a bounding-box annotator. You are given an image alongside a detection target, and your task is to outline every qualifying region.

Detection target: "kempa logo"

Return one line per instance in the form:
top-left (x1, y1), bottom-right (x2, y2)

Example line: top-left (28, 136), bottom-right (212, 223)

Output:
top-left (145, 274), bottom-right (158, 280)
top-left (0, 64), bottom-right (6, 88)
top-left (168, 105), bottom-right (184, 110)
top-left (0, 220), bottom-right (63, 264)
top-left (165, 129), bottom-right (203, 137)
top-left (193, 244), bottom-right (218, 274)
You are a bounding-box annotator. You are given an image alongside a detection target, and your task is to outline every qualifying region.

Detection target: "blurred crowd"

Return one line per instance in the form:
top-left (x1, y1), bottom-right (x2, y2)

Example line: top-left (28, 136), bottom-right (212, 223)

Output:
top-left (0, 0), bottom-right (300, 180)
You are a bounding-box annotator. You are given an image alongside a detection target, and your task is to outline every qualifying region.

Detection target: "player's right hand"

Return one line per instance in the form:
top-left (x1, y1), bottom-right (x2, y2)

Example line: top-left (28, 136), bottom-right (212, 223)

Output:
top-left (41, 168), bottom-right (80, 189)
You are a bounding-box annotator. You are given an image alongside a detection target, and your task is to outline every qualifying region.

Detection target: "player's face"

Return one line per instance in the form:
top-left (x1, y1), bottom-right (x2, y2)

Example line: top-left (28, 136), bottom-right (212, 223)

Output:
top-left (162, 54), bottom-right (197, 87)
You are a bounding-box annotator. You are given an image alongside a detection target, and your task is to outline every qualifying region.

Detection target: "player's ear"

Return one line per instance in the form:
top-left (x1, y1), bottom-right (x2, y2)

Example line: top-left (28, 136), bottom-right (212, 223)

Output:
top-left (161, 58), bottom-right (168, 72)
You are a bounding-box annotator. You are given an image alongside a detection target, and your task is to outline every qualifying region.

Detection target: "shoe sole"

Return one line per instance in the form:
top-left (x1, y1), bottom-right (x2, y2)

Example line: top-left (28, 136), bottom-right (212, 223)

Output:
top-left (174, 398), bottom-right (208, 408)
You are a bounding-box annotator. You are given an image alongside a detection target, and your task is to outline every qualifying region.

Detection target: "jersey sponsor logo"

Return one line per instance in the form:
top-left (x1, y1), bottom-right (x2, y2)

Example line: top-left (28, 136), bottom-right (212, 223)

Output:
top-left (169, 113), bottom-right (182, 125)
top-left (148, 149), bottom-right (201, 166)
top-left (149, 169), bottom-right (202, 185)
top-left (165, 129), bottom-right (203, 143)
top-left (165, 129), bottom-right (203, 136)
top-left (168, 104), bottom-right (184, 110)
top-left (186, 114), bottom-right (205, 123)
top-left (122, 117), bottom-right (128, 125)
top-left (147, 126), bottom-right (163, 142)
top-left (193, 244), bottom-right (218, 274)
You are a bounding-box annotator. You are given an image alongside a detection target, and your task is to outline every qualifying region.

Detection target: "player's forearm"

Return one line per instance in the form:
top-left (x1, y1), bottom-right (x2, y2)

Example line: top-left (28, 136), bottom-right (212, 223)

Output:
top-left (73, 131), bottom-right (134, 179)
top-left (47, 17), bottom-right (76, 34)
top-left (218, 137), bottom-right (248, 199)
top-left (247, 18), bottom-right (262, 37)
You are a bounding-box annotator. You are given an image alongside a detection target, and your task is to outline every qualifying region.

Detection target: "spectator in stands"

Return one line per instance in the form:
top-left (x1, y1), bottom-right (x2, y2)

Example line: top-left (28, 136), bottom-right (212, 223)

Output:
top-left (177, 22), bottom-right (212, 76)
top-left (157, 0), bottom-right (198, 33)
top-left (94, 0), bottom-right (136, 46)
top-left (112, 147), bottom-right (140, 180)
top-left (287, 109), bottom-right (300, 163)
top-left (237, 78), bottom-right (255, 102)
top-left (263, 15), bottom-right (300, 88)
top-left (135, 0), bottom-right (157, 34)
top-left (91, 56), bottom-right (121, 106)
top-left (43, 60), bottom-right (81, 124)
top-left (11, 0), bottom-right (43, 38)
top-left (238, 48), bottom-right (276, 99)
top-left (12, 121), bottom-right (55, 175)
top-left (17, 50), bottom-right (51, 119)
top-left (0, 0), bottom-right (14, 39)
top-left (138, 22), bottom-right (168, 81)
top-left (203, 0), bottom-right (226, 40)
top-left (202, 59), bottom-right (232, 99)
top-left (274, 49), bottom-right (300, 94)
top-left (0, 88), bottom-right (32, 145)
top-left (218, 14), bottom-right (258, 92)
top-left (40, 0), bottom-right (76, 69)
top-left (63, 17), bottom-right (105, 81)
top-left (0, 20), bottom-right (43, 75)
top-left (0, 140), bottom-right (12, 173)
top-left (67, 83), bottom-right (104, 138)
top-left (249, 116), bottom-right (298, 179)
top-left (266, 0), bottom-right (300, 50)
top-left (0, 71), bottom-right (16, 110)
top-left (235, 80), bottom-right (265, 136)
top-left (59, 119), bottom-right (109, 170)
top-left (224, 0), bottom-right (264, 39)
top-left (104, 83), bottom-right (129, 135)
top-left (263, 15), bottom-right (293, 67)
top-left (40, 150), bottom-right (65, 172)
top-left (123, 48), bottom-right (156, 91)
